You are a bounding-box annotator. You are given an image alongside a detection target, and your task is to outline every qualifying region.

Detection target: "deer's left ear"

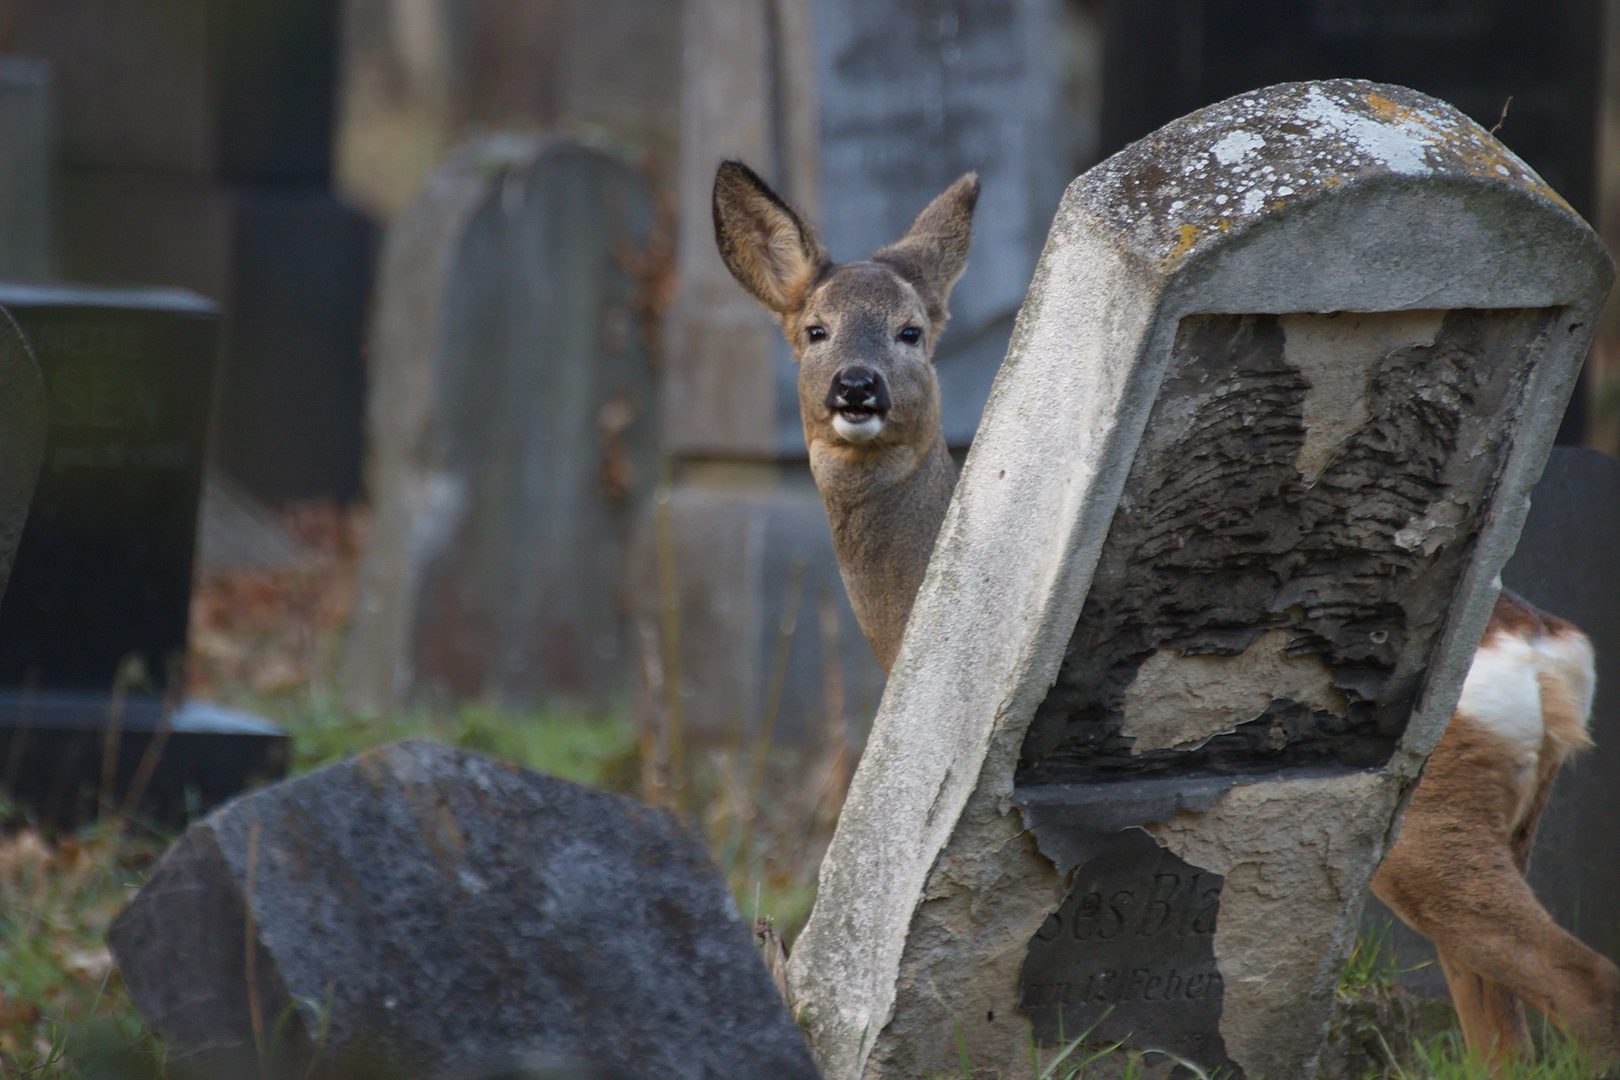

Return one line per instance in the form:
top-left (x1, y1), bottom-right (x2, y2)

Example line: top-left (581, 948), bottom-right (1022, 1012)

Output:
top-left (873, 172), bottom-right (979, 328)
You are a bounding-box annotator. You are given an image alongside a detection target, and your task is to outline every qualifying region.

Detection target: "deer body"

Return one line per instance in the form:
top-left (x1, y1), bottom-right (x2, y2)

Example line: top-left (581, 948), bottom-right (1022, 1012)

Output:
top-left (1373, 590), bottom-right (1620, 1068)
top-left (713, 161), bottom-right (1619, 1069)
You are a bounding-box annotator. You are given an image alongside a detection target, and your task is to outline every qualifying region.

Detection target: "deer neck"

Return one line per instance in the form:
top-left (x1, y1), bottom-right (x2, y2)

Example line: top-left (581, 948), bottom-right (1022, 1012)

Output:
top-left (809, 431), bottom-right (957, 674)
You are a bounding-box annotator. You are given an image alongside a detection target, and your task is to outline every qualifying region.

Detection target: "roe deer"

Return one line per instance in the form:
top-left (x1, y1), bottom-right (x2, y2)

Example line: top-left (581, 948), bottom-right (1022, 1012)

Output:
top-left (713, 160), bottom-right (977, 673)
top-left (712, 161), bottom-right (1620, 1070)
top-left (1373, 590), bottom-right (1619, 1070)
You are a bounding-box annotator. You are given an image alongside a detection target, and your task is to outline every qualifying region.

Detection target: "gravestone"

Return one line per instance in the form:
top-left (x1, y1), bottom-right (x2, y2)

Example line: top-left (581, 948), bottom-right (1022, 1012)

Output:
top-left (1363, 445), bottom-right (1620, 994)
top-left (786, 81), bottom-right (1612, 1080)
top-left (641, 0), bottom-right (1069, 747)
top-left (8, 0), bottom-right (374, 505)
top-left (0, 310), bottom-right (47, 602)
top-left (343, 136), bottom-right (659, 713)
top-left (110, 739), bottom-right (821, 1080)
top-left (0, 57), bottom-right (53, 282)
top-left (0, 285), bottom-right (286, 825)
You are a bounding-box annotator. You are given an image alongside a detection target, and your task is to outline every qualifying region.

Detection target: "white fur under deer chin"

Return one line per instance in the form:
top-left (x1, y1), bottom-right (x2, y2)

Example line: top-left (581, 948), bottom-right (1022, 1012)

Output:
top-left (833, 413), bottom-right (884, 443)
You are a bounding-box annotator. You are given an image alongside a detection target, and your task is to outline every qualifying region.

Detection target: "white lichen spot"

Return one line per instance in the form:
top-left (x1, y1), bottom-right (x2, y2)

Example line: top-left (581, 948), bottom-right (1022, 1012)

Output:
top-left (1276, 186), bottom-right (1295, 196)
top-left (1299, 86), bottom-right (1431, 175)
top-left (1211, 129), bottom-right (1264, 166)
top-left (1215, 193), bottom-right (1228, 205)
top-left (1171, 199), bottom-right (1185, 210)
top-left (1241, 188), bottom-right (1265, 216)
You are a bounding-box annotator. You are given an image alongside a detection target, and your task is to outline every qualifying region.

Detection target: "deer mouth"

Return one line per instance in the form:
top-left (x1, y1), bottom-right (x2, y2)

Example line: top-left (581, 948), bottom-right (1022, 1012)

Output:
top-left (826, 366), bottom-right (890, 444)
top-left (832, 406), bottom-right (886, 443)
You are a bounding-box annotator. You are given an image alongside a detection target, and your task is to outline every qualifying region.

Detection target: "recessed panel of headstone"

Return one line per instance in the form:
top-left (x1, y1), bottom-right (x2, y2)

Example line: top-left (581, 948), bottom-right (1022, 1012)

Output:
top-left (0, 286), bottom-right (286, 825)
top-left (786, 82), bottom-right (1612, 1080)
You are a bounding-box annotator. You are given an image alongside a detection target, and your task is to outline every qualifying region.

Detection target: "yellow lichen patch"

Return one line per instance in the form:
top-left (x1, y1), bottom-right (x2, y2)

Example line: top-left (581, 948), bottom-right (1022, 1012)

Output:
top-left (1164, 223), bottom-right (1199, 266)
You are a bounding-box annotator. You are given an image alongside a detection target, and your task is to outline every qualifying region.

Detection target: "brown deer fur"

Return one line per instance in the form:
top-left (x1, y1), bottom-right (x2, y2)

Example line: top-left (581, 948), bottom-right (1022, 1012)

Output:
top-left (1373, 590), bottom-right (1618, 1069)
top-left (713, 162), bottom-right (1619, 1070)
top-left (713, 160), bottom-right (975, 672)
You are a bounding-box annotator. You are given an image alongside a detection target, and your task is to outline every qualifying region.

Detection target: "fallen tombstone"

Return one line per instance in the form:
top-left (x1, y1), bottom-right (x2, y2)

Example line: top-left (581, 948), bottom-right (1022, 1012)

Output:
top-left (0, 285), bottom-right (286, 825)
top-left (786, 80), bottom-right (1611, 1079)
top-left (109, 738), bottom-right (821, 1080)
top-left (342, 135), bottom-right (659, 714)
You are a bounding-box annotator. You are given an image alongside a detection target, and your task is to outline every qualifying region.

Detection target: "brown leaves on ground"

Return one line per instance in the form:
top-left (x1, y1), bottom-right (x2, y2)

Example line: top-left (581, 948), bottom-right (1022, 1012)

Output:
top-left (0, 825), bottom-right (161, 1069)
top-left (187, 500), bottom-right (366, 699)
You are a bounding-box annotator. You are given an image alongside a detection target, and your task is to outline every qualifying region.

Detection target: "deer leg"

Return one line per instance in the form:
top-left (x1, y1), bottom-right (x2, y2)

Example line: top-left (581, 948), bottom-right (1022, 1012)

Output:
top-left (1375, 720), bottom-right (1620, 1066)
top-left (1434, 943), bottom-right (1531, 1069)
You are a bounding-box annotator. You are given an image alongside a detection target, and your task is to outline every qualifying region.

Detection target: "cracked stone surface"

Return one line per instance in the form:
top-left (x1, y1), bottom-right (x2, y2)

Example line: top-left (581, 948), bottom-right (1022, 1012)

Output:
top-left (786, 79), bottom-right (1611, 1080)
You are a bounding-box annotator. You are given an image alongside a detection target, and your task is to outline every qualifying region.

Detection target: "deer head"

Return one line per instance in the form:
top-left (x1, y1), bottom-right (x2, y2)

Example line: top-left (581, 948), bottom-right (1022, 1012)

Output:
top-left (713, 161), bottom-right (979, 671)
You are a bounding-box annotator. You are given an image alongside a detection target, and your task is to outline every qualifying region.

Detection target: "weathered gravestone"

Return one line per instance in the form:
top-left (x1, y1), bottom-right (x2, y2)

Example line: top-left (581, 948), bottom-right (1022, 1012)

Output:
top-left (1362, 445), bottom-right (1620, 995)
top-left (109, 739), bottom-right (821, 1080)
top-left (786, 80), bottom-right (1613, 1080)
top-left (342, 136), bottom-right (659, 713)
top-left (641, 0), bottom-right (1070, 747)
top-left (0, 286), bottom-right (287, 825)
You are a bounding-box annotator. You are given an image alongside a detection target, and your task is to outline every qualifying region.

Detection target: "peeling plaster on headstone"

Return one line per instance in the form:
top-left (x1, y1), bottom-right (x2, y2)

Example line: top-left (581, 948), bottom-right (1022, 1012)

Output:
top-left (1394, 498), bottom-right (1471, 557)
top-left (1121, 629), bottom-right (1349, 753)
top-left (1144, 771), bottom-right (1402, 1080)
top-left (1281, 310), bottom-right (1445, 483)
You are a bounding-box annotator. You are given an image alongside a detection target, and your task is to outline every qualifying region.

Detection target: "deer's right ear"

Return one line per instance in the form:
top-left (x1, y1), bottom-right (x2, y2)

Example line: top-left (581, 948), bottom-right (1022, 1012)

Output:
top-left (713, 161), bottom-right (828, 314)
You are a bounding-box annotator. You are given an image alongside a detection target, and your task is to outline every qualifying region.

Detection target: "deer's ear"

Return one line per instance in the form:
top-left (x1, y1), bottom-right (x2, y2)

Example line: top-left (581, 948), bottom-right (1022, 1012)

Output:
top-left (874, 172), bottom-right (979, 326)
top-left (713, 161), bottom-right (829, 314)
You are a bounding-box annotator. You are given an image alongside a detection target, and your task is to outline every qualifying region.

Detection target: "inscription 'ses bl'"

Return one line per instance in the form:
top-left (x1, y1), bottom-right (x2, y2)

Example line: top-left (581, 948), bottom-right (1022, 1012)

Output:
top-left (1021, 830), bottom-right (1239, 1075)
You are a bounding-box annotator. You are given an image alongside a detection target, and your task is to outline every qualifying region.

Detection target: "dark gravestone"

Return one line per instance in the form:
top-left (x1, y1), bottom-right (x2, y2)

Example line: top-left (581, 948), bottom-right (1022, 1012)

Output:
top-left (1096, 0), bottom-right (1602, 444)
top-left (109, 739), bottom-right (822, 1080)
top-left (213, 189), bottom-right (375, 504)
top-left (0, 57), bottom-right (54, 282)
top-left (344, 137), bottom-right (659, 712)
top-left (0, 310), bottom-right (47, 601)
top-left (0, 286), bottom-right (286, 825)
top-left (1363, 446), bottom-right (1620, 993)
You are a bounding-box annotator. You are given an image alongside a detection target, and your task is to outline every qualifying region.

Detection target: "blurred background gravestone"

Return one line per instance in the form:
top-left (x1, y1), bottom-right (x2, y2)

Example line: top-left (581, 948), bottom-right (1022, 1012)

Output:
top-left (1093, 0), bottom-right (1603, 443)
top-left (637, 0), bottom-right (1073, 758)
top-left (342, 137), bottom-right (661, 713)
top-left (1363, 445), bottom-right (1620, 996)
top-left (0, 287), bottom-right (287, 827)
top-left (0, 309), bottom-right (46, 602)
top-left (0, 56), bottom-right (53, 283)
top-left (1, 0), bottom-right (377, 506)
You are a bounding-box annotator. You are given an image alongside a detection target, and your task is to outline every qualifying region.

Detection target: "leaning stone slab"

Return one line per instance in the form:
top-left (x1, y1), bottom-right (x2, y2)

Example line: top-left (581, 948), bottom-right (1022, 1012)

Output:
top-left (787, 79), bottom-right (1612, 1080)
top-left (110, 739), bottom-right (819, 1080)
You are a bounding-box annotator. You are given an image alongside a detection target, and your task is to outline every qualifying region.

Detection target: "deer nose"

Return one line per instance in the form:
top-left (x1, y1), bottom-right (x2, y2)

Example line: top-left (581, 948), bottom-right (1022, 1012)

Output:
top-left (826, 366), bottom-right (890, 414)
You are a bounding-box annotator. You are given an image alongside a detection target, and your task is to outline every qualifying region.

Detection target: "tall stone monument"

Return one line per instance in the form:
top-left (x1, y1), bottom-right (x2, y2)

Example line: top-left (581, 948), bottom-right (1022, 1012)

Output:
top-left (343, 137), bottom-right (660, 712)
top-left (787, 81), bottom-right (1612, 1079)
top-left (642, 0), bottom-right (1070, 747)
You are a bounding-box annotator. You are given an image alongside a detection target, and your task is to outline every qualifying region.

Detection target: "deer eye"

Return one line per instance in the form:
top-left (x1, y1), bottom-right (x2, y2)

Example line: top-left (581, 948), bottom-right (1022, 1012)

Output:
top-left (806, 325), bottom-right (827, 343)
top-left (898, 326), bottom-right (922, 345)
